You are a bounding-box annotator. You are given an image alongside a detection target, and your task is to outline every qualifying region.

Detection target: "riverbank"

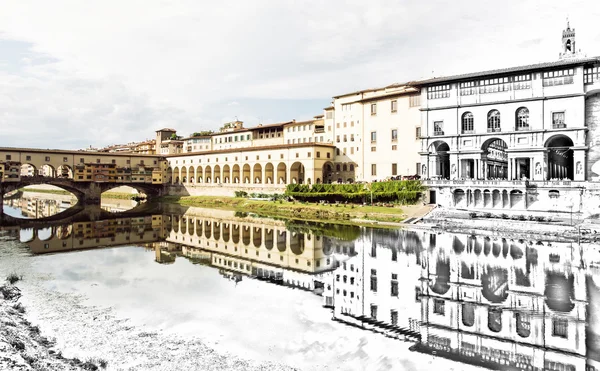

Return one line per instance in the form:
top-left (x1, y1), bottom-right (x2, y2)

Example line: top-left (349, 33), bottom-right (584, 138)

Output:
top-left (158, 195), bottom-right (433, 226)
top-left (0, 283), bottom-right (105, 371)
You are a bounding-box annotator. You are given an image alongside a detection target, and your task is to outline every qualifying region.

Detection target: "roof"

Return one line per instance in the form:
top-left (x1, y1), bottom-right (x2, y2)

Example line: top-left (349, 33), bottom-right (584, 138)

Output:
top-left (165, 142), bottom-right (335, 158)
top-left (247, 121), bottom-right (292, 131)
top-left (155, 128), bottom-right (177, 132)
top-left (412, 56), bottom-right (600, 86)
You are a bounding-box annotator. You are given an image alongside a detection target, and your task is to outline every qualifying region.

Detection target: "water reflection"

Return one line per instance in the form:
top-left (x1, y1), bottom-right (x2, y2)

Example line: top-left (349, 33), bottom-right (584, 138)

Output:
top-left (3, 210), bottom-right (600, 370)
top-left (3, 193), bottom-right (75, 219)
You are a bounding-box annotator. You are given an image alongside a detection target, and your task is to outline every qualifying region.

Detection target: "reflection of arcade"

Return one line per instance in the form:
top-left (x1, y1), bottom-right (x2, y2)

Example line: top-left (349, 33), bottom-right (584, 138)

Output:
top-left (13, 215), bottom-right (169, 254)
top-left (415, 231), bottom-right (598, 371)
top-left (153, 214), bottom-right (357, 290)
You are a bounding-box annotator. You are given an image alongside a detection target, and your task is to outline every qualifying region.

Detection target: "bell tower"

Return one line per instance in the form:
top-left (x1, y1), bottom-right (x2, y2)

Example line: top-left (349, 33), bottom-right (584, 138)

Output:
top-left (559, 18), bottom-right (583, 59)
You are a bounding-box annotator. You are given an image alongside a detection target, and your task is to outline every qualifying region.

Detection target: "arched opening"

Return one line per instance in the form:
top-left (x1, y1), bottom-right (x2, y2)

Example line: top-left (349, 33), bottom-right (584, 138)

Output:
top-left (19, 163), bottom-right (37, 177)
top-left (290, 162), bottom-right (305, 184)
top-left (242, 226), bottom-right (251, 245)
top-left (545, 272), bottom-right (575, 312)
top-left (242, 164), bottom-right (251, 184)
top-left (516, 313), bottom-right (531, 337)
top-left (510, 190), bottom-right (524, 209)
top-left (196, 166), bottom-right (203, 183)
top-left (290, 233), bottom-right (305, 255)
top-left (322, 162), bottom-right (334, 184)
top-left (232, 225), bottom-right (240, 243)
top-left (265, 229), bottom-right (274, 250)
top-left (166, 167), bottom-right (173, 183)
top-left (546, 135), bottom-right (574, 180)
top-left (214, 165), bottom-right (221, 184)
top-left (462, 303), bottom-right (475, 327)
top-left (481, 266), bottom-right (509, 303)
top-left (213, 222), bottom-right (221, 240)
top-left (222, 223), bottom-right (230, 242)
top-left (189, 167), bottom-right (196, 184)
top-left (488, 307), bottom-right (503, 332)
top-left (277, 231), bottom-right (286, 251)
top-left (427, 141), bottom-right (450, 179)
top-left (265, 163), bottom-right (274, 184)
top-left (429, 257), bottom-right (450, 295)
top-left (181, 167), bottom-right (188, 183)
top-left (276, 163), bottom-right (287, 184)
top-left (180, 217), bottom-right (187, 234)
top-left (40, 164), bottom-right (56, 177)
top-left (232, 164), bottom-right (240, 184)
top-left (253, 227), bottom-right (262, 247)
top-left (173, 167), bottom-right (180, 184)
top-left (222, 165), bottom-right (231, 183)
top-left (253, 164), bottom-right (262, 184)
top-left (57, 165), bottom-right (73, 179)
top-left (196, 219), bottom-right (203, 237)
top-left (453, 189), bottom-right (466, 208)
top-left (101, 185), bottom-right (143, 212)
top-left (204, 166), bottom-right (212, 183)
top-left (204, 220), bottom-right (211, 239)
top-left (487, 109), bottom-right (501, 133)
top-left (482, 138), bottom-right (508, 180)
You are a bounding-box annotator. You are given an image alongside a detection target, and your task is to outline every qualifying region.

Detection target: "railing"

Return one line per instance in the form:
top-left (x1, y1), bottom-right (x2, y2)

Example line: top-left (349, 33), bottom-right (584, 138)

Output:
top-left (487, 127), bottom-right (501, 133)
top-left (433, 131), bottom-right (445, 136)
top-left (422, 179), bottom-right (581, 187)
top-left (552, 123), bottom-right (567, 129)
top-left (515, 126), bottom-right (529, 131)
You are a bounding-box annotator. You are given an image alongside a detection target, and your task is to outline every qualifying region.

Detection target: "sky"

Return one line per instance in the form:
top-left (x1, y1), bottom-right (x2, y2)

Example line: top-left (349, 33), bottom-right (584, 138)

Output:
top-left (0, 0), bottom-right (599, 149)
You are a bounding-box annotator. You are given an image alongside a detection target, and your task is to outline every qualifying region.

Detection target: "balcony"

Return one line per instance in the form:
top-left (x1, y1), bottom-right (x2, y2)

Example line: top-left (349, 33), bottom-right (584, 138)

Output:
top-left (552, 123), bottom-right (567, 129)
top-left (487, 128), bottom-right (501, 133)
top-left (515, 126), bottom-right (530, 132)
top-left (433, 131), bottom-right (445, 136)
top-left (461, 130), bottom-right (474, 134)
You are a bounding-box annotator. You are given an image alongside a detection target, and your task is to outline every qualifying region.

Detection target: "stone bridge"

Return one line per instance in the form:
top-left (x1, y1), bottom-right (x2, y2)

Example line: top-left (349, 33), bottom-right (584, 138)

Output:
top-left (0, 176), bottom-right (166, 208)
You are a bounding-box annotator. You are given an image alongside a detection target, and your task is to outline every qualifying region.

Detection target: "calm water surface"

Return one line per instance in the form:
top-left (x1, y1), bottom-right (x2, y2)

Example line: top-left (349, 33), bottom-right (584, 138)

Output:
top-left (1, 198), bottom-right (600, 371)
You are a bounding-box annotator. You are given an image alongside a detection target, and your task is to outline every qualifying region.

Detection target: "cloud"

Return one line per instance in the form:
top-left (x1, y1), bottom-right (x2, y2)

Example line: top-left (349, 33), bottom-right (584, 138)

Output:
top-left (0, 0), bottom-right (599, 148)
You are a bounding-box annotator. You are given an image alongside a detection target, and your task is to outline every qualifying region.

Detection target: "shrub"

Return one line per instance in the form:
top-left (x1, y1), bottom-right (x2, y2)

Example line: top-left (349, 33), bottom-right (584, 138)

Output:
top-left (234, 191), bottom-right (248, 198)
top-left (469, 212), bottom-right (477, 219)
top-left (501, 214), bottom-right (509, 219)
top-left (6, 273), bottom-right (21, 284)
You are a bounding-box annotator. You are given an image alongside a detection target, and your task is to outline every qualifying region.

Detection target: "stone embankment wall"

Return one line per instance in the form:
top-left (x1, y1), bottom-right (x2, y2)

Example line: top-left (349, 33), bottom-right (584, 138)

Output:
top-left (167, 184), bottom-right (286, 197)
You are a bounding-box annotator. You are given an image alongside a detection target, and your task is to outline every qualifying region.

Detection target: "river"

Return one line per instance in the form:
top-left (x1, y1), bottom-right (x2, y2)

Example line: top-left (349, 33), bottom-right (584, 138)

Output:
top-left (1, 196), bottom-right (599, 371)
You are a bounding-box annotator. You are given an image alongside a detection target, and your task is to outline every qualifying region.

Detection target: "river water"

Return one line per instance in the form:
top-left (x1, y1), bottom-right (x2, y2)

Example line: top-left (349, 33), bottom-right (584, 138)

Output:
top-left (1, 196), bottom-right (600, 371)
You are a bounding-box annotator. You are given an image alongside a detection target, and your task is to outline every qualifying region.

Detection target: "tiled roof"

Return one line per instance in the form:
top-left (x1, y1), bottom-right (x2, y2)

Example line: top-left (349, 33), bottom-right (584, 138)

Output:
top-left (155, 128), bottom-right (177, 132)
top-left (412, 56), bottom-right (600, 86)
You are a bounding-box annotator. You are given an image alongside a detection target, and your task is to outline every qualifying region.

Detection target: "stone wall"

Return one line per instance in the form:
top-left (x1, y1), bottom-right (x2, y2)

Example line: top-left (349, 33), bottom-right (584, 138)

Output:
top-left (586, 93), bottom-right (600, 180)
top-left (167, 184), bottom-right (286, 197)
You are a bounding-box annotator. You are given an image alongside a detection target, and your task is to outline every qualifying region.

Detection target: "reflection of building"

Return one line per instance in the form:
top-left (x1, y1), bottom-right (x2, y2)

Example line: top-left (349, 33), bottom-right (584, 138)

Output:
top-left (415, 230), bottom-right (596, 371)
top-left (323, 228), bottom-right (423, 339)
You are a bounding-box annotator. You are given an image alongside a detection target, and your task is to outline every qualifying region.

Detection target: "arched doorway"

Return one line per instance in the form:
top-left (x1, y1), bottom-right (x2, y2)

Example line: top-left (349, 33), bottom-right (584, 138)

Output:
top-left (265, 163), bottom-right (274, 184)
top-left (322, 162), bottom-right (333, 184)
top-left (276, 163), bottom-right (286, 184)
top-left (290, 162), bottom-right (305, 184)
top-left (204, 166), bottom-right (212, 183)
top-left (242, 164), bottom-right (251, 184)
top-left (223, 165), bottom-right (231, 183)
top-left (232, 164), bottom-right (240, 184)
top-left (166, 167), bottom-right (173, 183)
top-left (427, 141), bottom-right (450, 179)
top-left (253, 164), bottom-right (262, 184)
top-left (214, 165), bottom-right (221, 183)
top-left (482, 138), bottom-right (508, 180)
top-left (546, 135), bottom-right (574, 180)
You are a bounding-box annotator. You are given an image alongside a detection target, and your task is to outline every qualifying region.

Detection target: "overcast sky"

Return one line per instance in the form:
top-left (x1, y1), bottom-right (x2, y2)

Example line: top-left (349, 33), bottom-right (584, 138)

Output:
top-left (1, 0), bottom-right (599, 150)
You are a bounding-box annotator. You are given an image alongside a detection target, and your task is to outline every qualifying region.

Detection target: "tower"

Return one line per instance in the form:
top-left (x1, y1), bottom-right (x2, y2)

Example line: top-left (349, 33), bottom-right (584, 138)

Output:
top-left (559, 19), bottom-right (583, 59)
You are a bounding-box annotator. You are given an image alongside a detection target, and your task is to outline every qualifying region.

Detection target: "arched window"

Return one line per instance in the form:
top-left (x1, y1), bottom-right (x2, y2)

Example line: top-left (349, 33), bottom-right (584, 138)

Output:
top-left (336, 164), bottom-right (341, 171)
top-left (462, 112), bottom-right (474, 133)
top-left (349, 164), bottom-right (355, 171)
top-left (516, 107), bottom-right (529, 131)
top-left (343, 164), bottom-right (348, 171)
top-left (487, 110), bottom-right (501, 132)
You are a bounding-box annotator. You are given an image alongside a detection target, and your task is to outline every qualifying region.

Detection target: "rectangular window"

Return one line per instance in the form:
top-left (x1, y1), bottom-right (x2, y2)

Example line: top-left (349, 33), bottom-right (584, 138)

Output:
top-left (391, 280), bottom-right (399, 296)
top-left (343, 134), bottom-right (347, 142)
top-left (45, 156), bottom-right (50, 161)
top-left (5, 155), bottom-right (11, 160)
top-left (427, 84), bottom-right (450, 99)
top-left (460, 81), bottom-right (477, 96)
top-left (370, 275), bottom-right (377, 292)
top-left (26, 155), bottom-right (31, 161)
top-left (370, 304), bottom-right (378, 319)
top-left (479, 77), bottom-right (511, 94)
top-left (434, 121), bottom-right (444, 136)
top-left (316, 151), bottom-right (321, 158)
top-left (350, 147), bottom-right (354, 154)
top-left (370, 131), bottom-right (377, 143)
top-left (585, 66), bottom-right (600, 84)
top-left (325, 111), bottom-right (333, 119)
top-left (409, 94), bottom-right (421, 107)
top-left (371, 146), bottom-right (376, 152)
top-left (392, 145), bottom-right (397, 151)
top-left (327, 153), bottom-right (331, 158)
top-left (513, 74), bottom-right (532, 90)
top-left (371, 164), bottom-right (377, 176)
top-left (341, 103), bottom-right (351, 111)
top-left (350, 134), bottom-right (354, 142)
top-left (543, 69), bottom-right (575, 87)
top-left (434, 299), bottom-right (445, 315)
top-left (343, 122), bottom-right (347, 128)
top-left (552, 319), bottom-right (568, 338)
top-left (392, 163), bottom-right (397, 176)
top-left (370, 103), bottom-right (377, 115)
top-left (391, 100), bottom-right (397, 112)
top-left (63, 157), bottom-right (68, 162)
top-left (553, 112), bottom-right (566, 129)
top-left (391, 129), bottom-right (398, 142)
top-left (391, 310), bottom-right (398, 326)
top-left (416, 162), bottom-right (421, 175)
top-left (416, 127), bottom-right (421, 139)
top-left (336, 135), bottom-right (340, 143)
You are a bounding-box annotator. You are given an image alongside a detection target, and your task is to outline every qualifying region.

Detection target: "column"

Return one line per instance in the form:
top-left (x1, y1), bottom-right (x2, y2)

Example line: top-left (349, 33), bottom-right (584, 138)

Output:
top-left (508, 158), bottom-right (513, 181)
top-left (530, 157), bottom-right (534, 180)
top-left (475, 159), bottom-right (479, 180)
